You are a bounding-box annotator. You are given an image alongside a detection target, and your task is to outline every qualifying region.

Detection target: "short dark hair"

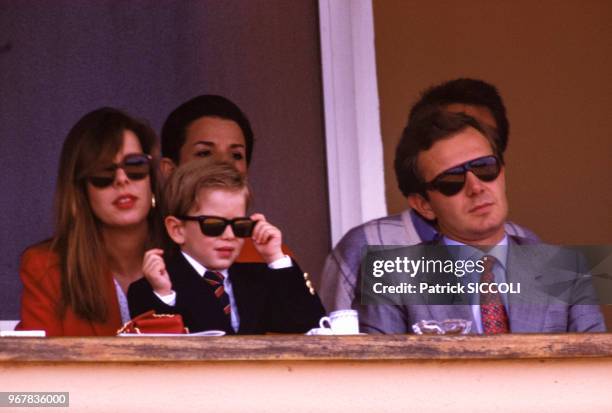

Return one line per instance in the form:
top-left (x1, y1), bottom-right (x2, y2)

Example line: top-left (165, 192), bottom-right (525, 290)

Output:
top-left (161, 95), bottom-right (254, 165)
top-left (395, 109), bottom-right (503, 197)
top-left (409, 78), bottom-right (509, 153)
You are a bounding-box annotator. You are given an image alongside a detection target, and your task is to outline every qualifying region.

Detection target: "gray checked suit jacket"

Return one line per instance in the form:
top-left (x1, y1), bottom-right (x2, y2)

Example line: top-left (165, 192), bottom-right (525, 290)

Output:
top-left (354, 237), bottom-right (606, 334)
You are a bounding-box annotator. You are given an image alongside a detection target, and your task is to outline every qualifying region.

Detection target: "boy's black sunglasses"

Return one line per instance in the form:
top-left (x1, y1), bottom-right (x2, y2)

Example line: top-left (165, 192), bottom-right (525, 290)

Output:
top-left (177, 215), bottom-right (257, 238)
top-left (87, 153), bottom-right (152, 188)
top-left (423, 155), bottom-right (502, 196)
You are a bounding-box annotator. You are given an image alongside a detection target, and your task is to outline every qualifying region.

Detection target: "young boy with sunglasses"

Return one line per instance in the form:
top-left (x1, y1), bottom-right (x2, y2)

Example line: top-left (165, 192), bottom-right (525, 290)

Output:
top-left (127, 160), bottom-right (325, 334)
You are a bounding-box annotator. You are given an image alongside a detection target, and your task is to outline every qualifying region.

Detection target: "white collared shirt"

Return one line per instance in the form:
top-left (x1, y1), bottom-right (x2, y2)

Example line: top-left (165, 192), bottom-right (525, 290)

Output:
top-left (154, 251), bottom-right (293, 332)
top-left (443, 235), bottom-right (509, 334)
top-left (113, 278), bottom-right (131, 324)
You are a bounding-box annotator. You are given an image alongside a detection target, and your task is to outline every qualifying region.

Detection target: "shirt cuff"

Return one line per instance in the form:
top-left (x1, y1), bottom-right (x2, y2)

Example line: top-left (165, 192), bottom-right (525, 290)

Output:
top-left (154, 290), bottom-right (176, 306)
top-left (268, 255), bottom-right (293, 269)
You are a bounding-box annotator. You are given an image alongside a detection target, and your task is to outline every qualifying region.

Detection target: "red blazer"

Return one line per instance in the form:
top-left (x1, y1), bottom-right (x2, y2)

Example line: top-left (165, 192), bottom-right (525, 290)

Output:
top-left (16, 244), bottom-right (122, 336)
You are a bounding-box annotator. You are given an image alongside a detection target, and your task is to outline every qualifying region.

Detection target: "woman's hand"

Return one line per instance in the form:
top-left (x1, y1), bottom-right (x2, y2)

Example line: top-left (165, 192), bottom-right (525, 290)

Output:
top-left (142, 248), bottom-right (173, 296)
top-left (250, 213), bottom-right (285, 264)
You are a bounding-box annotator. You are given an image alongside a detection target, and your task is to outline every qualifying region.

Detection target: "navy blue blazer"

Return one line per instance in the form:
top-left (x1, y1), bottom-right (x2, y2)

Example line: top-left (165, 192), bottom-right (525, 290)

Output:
top-left (128, 252), bottom-right (325, 334)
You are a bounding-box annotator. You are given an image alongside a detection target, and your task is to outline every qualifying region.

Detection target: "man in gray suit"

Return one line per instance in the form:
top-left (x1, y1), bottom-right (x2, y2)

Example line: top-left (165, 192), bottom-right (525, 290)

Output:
top-left (355, 108), bottom-right (605, 334)
top-left (317, 79), bottom-right (538, 313)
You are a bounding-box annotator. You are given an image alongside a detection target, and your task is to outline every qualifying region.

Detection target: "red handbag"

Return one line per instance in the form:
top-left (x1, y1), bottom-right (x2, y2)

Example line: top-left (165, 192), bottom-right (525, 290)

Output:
top-left (117, 310), bottom-right (189, 334)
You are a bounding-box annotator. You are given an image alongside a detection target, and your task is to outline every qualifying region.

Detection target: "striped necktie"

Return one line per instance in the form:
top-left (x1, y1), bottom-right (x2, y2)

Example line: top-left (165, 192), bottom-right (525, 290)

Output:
top-left (479, 255), bottom-right (509, 334)
top-left (203, 270), bottom-right (231, 317)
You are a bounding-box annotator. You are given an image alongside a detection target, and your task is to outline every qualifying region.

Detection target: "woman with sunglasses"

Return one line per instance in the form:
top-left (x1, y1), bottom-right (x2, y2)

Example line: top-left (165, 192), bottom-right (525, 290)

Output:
top-left (17, 107), bottom-right (163, 336)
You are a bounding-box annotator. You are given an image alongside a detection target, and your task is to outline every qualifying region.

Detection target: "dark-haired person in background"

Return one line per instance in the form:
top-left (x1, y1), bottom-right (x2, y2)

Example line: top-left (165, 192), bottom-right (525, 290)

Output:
top-left (17, 108), bottom-right (163, 335)
top-left (160, 94), bottom-right (253, 178)
top-left (159, 95), bottom-right (292, 263)
top-left (408, 78), bottom-right (510, 153)
top-left (315, 78), bottom-right (538, 312)
top-left (356, 109), bottom-right (604, 334)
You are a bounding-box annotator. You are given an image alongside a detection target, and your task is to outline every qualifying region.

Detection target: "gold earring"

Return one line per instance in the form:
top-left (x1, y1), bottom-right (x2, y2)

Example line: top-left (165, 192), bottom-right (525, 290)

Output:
top-left (151, 194), bottom-right (156, 208)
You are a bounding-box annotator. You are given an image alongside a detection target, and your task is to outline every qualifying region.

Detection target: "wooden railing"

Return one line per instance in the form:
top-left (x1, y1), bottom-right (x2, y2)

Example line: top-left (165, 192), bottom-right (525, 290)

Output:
top-left (1, 334), bottom-right (611, 412)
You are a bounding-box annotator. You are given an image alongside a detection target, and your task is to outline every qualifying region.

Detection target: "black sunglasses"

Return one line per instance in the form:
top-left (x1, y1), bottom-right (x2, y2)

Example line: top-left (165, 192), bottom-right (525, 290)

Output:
top-left (177, 215), bottom-right (257, 238)
top-left (423, 155), bottom-right (501, 196)
top-left (87, 153), bottom-right (152, 188)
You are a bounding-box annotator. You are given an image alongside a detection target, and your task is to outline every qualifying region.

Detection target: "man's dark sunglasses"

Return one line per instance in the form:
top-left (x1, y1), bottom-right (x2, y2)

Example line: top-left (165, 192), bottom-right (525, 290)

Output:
top-left (423, 155), bottom-right (501, 196)
top-left (88, 153), bottom-right (152, 188)
top-left (178, 215), bottom-right (257, 238)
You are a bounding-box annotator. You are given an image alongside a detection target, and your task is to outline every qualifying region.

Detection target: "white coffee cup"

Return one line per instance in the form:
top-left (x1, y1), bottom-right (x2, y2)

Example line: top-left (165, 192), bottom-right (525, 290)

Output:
top-left (319, 309), bottom-right (359, 334)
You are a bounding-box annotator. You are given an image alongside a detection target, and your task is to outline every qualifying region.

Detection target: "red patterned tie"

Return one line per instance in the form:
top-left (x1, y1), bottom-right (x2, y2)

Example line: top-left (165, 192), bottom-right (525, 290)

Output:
top-left (480, 255), bottom-right (509, 334)
top-left (203, 271), bottom-right (231, 317)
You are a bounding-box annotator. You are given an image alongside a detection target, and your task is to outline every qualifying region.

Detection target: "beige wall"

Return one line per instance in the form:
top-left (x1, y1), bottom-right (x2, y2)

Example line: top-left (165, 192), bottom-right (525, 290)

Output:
top-left (2, 358), bottom-right (612, 412)
top-left (373, 0), bottom-right (611, 244)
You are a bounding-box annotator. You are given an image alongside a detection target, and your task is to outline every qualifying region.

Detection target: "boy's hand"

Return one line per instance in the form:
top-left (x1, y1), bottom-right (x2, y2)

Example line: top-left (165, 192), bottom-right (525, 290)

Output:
top-left (250, 213), bottom-right (285, 264)
top-left (142, 248), bottom-right (173, 296)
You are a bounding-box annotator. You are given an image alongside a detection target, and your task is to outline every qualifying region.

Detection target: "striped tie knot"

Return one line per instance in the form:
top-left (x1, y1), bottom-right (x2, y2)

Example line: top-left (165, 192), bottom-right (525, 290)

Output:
top-left (481, 255), bottom-right (497, 279)
top-left (480, 255), bottom-right (498, 303)
top-left (203, 271), bottom-right (231, 316)
top-left (204, 270), bottom-right (225, 286)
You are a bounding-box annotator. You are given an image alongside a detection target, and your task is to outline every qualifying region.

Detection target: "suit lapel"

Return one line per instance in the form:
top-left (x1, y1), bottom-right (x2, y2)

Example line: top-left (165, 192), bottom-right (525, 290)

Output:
top-left (167, 252), bottom-right (206, 288)
top-left (229, 263), bottom-right (266, 334)
top-left (506, 240), bottom-right (550, 332)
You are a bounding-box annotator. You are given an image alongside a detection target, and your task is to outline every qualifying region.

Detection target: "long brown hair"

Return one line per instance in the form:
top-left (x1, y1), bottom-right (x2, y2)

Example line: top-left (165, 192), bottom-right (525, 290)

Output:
top-left (53, 107), bottom-right (163, 322)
